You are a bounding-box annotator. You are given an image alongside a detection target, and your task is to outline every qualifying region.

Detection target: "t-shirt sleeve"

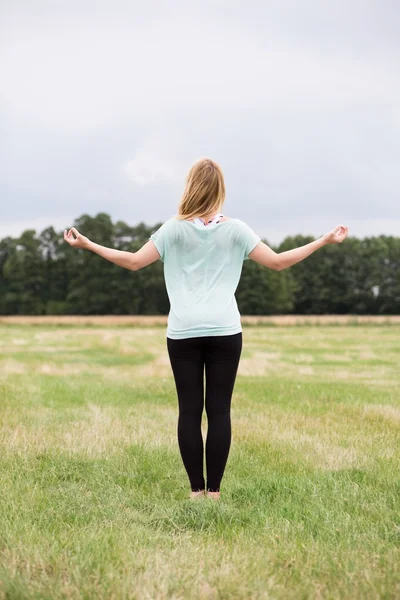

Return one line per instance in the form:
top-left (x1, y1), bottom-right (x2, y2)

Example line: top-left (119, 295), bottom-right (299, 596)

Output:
top-left (235, 220), bottom-right (261, 261)
top-left (149, 221), bottom-right (171, 262)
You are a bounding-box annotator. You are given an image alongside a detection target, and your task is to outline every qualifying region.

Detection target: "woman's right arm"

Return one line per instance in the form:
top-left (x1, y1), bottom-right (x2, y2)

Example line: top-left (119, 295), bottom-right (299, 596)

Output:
top-left (63, 227), bottom-right (160, 270)
top-left (249, 225), bottom-right (349, 271)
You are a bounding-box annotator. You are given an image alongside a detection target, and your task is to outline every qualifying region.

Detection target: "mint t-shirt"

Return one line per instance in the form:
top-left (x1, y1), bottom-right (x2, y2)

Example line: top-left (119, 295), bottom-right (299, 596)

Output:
top-left (149, 217), bottom-right (261, 339)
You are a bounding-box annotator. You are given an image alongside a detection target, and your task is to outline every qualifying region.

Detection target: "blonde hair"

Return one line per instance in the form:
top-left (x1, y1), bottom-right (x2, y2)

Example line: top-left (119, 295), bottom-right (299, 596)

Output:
top-left (176, 158), bottom-right (226, 220)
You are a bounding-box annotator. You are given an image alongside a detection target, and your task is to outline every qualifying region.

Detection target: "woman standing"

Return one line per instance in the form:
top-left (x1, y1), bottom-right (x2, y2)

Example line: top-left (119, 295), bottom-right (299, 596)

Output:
top-left (64, 158), bottom-right (348, 500)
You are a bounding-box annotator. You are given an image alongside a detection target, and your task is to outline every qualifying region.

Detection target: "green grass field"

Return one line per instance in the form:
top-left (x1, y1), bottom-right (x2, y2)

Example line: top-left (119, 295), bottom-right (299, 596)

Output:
top-left (0, 324), bottom-right (399, 599)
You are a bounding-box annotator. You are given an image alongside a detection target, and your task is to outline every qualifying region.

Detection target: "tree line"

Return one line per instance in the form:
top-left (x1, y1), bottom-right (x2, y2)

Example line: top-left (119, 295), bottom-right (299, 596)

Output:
top-left (0, 213), bottom-right (399, 315)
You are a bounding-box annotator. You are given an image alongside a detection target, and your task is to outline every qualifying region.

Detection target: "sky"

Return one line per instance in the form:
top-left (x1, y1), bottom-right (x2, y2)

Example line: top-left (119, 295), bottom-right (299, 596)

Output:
top-left (1, 0), bottom-right (399, 245)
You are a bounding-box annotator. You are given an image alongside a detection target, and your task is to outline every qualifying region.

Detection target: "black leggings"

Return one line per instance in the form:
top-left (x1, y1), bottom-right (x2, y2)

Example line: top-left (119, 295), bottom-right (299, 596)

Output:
top-left (167, 332), bottom-right (242, 492)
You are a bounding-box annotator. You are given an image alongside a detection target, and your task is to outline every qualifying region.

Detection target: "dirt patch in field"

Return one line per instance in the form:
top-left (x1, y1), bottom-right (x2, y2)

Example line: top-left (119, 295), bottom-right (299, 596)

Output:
top-left (0, 316), bottom-right (168, 326)
top-left (1, 315), bottom-right (400, 326)
top-left (1, 404), bottom-right (176, 457)
top-left (238, 352), bottom-right (283, 376)
top-left (0, 360), bottom-right (26, 374)
top-left (11, 338), bottom-right (29, 346)
top-left (297, 366), bottom-right (315, 375)
top-left (38, 363), bottom-right (89, 376)
top-left (358, 350), bottom-right (378, 360)
top-left (236, 415), bottom-right (361, 471)
top-left (363, 404), bottom-right (400, 423)
top-left (331, 368), bottom-right (396, 385)
top-left (238, 352), bottom-right (396, 381)
top-left (33, 359), bottom-right (171, 380)
top-left (275, 430), bottom-right (359, 470)
top-left (294, 353), bottom-right (314, 363)
top-left (321, 353), bottom-right (353, 362)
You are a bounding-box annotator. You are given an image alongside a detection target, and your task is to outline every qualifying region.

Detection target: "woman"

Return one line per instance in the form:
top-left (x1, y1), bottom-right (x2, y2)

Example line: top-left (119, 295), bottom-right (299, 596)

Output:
top-left (64, 157), bottom-right (348, 500)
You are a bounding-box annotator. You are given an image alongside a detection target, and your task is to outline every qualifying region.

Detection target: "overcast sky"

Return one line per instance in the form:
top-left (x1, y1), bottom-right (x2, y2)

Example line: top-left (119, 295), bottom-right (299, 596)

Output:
top-left (1, 0), bottom-right (399, 245)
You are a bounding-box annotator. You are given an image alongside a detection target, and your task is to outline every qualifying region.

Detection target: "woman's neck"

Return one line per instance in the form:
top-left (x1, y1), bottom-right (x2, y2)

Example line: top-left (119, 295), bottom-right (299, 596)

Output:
top-left (199, 210), bottom-right (222, 221)
top-left (181, 209), bottom-right (223, 223)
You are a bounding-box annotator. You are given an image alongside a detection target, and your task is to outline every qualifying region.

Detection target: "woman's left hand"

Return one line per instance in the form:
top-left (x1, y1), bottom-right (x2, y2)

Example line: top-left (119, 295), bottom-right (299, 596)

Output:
top-left (63, 227), bottom-right (90, 249)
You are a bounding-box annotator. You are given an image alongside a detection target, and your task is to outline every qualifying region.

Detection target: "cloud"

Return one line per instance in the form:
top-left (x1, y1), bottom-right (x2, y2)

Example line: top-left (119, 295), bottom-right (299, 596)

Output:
top-left (121, 134), bottom-right (185, 186)
top-left (1, 1), bottom-right (399, 242)
top-left (2, 12), bottom-right (397, 132)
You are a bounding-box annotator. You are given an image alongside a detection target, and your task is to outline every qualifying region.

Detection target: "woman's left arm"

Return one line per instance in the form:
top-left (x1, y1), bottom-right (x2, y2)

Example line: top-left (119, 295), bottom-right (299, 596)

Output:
top-left (63, 227), bottom-right (160, 271)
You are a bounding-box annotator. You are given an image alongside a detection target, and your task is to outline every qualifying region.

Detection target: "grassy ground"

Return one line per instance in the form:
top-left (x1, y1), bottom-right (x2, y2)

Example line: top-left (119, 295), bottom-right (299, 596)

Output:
top-left (0, 324), bottom-right (399, 599)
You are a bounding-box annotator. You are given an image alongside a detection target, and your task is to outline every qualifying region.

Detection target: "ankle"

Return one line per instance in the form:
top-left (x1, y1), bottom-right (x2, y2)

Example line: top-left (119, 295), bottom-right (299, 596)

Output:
top-left (190, 489), bottom-right (205, 498)
top-left (206, 490), bottom-right (220, 499)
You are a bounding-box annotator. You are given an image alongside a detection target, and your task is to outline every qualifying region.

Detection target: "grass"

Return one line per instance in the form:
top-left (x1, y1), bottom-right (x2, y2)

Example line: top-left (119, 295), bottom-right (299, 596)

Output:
top-left (0, 324), bottom-right (399, 599)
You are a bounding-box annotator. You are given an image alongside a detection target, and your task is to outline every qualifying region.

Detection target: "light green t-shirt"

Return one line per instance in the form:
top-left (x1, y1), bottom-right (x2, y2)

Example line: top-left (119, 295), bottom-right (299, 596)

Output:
top-left (149, 217), bottom-right (261, 339)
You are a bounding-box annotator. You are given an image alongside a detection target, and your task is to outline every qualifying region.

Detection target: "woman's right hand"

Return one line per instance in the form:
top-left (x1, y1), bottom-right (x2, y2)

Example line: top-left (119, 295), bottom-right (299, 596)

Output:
top-left (323, 225), bottom-right (349, 245)
top-left (63, 227), bottom-right (90, 249)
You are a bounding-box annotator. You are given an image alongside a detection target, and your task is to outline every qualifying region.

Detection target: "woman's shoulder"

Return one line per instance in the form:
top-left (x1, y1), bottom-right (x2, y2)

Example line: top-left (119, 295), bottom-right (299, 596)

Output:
top-left (158, 216), bottom-right (180, 229)
top-left (150, 216), bottom-right (178, 240)
top-left (220, 216), bottom-right (248, 228)
top-left (219, 216), bottom-right (248, 225)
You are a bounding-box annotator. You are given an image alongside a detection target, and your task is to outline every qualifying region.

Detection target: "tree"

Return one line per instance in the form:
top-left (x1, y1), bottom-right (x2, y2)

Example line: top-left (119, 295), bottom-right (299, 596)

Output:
top-left (0, 214), bottom-right (398, 316)
top-left (2, 230), bottom-right (45, 314)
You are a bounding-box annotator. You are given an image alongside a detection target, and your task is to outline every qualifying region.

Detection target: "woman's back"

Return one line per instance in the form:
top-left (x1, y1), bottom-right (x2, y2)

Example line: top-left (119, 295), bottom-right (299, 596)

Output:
top-left (150, 216), bottom-right (260, 339)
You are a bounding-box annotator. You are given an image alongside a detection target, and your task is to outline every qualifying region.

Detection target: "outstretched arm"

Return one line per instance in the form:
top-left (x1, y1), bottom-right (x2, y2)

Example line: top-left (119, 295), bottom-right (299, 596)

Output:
top-left (249, 225), bottom-right (349, 271)
top-left (63, 227), bottom-right (160, 271)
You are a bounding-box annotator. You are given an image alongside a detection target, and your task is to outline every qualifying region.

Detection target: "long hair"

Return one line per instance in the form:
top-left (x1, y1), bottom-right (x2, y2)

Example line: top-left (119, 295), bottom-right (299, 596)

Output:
top-left (176, 158), bottom-right (226, 220)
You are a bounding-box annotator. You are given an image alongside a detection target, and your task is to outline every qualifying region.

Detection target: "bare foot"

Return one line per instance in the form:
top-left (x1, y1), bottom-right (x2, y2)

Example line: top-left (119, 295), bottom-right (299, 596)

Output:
top-left (206, 491), bottom-right (220, 500)
top-left (190, 490), bottom-right (205, 499)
